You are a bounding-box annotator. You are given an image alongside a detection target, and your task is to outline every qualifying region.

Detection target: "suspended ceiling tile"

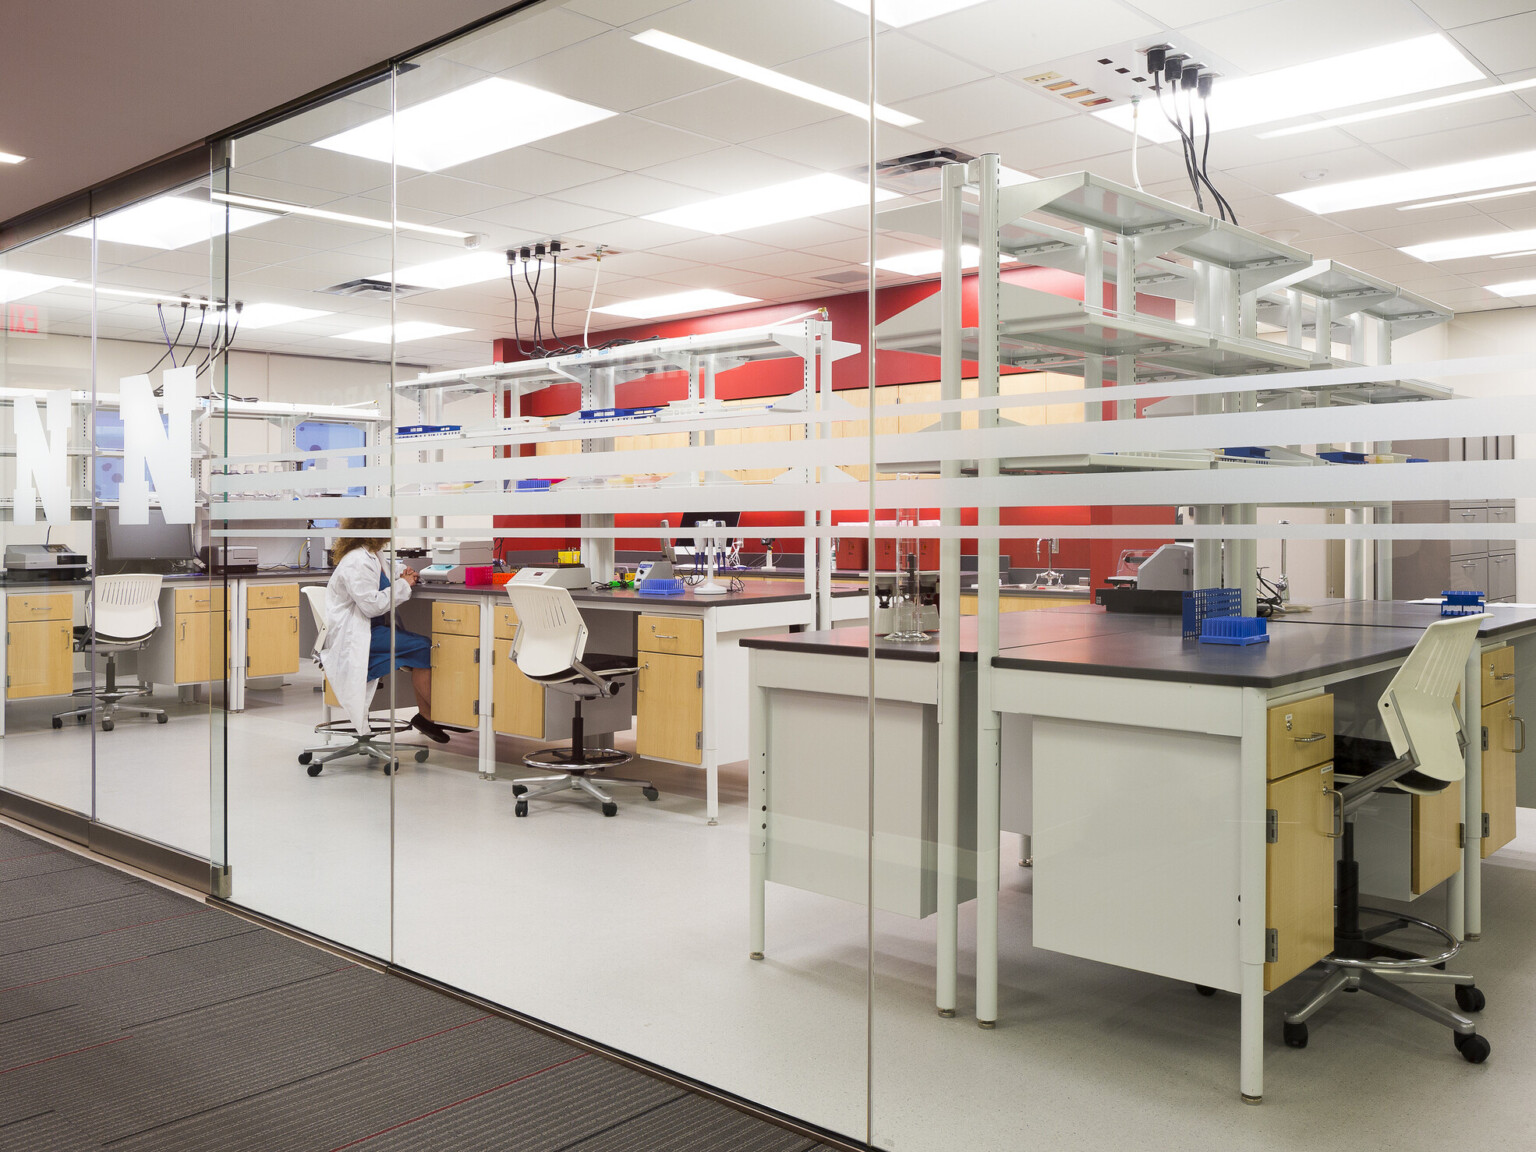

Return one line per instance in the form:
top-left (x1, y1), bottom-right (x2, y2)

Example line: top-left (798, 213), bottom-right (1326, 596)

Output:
top-left (504, 28), bottom-right (723, 112)
top-left (390, 174), bottom-right (525, 218)
top-left (248, 214), bottom-right (387, 254)
top-left (725, 274), bottom-right (829, 301)
top-left (429, 4), bottom-right (611, 74)
top-left (1301, 233), bottom-right (1397, 258)
top-left (1200, 127), bottom-right (1364, 171)
top-left (1121, 0), bottom-right (1270, 25)
top-left (1340, 94), bottom-right (1534, 146)
top-left (732, 217), bottom-right (868, 251)
top-left (449, 147), bottom-right (624, 198)
top-left (731, 251), bottom-right (845, 278)
top-left (1178, 0), bottom-right (1437, 74)
top-left (637, 78), bottom-right (840, 144)
top-left (474, 198), bottom-right (627, 237)
top-left (560, 0), bottom-right (691, 25)
top-left (750, 117), bottom-right (933, 171)
top-left (954, 113), bottom-right (1136, 174)
top-left (572, 250), bottom-right (692, 279)
top-left (638, 0), bottom-right (868, 68)
top-left (893, 77), bottom-right (1073, 142)
top-left (553, 172), bottom-right (713, 215)
top-left (255, 88), bottom-right (393, 147)
top-left (239, 145), bottom-right (393, 197)
top-left (637, 146), bottom-right (817, 196)
top-left (1370, 116), bottom-right (1536, 169)
top-left (536, 114), bottom-right (719, 172)
top-left (228, 173), bottom-right (359, 211)
top-left (1453, 11), bottom-right (1536, 74)
top-left (1334, 246), bottom-right (1425, 271)
top-left (780, 31), bottom-right (986, 106)
top-left (1225, 146), bottom-right (1405, 197)
top-left (648, 235), bottom-right (782, 264)
top-left (902, 0), bottom-right (1160, 76)
top-left (648, 264), bottom-right (767, 289)
top-left (559, 214), bottom-right (701, 250)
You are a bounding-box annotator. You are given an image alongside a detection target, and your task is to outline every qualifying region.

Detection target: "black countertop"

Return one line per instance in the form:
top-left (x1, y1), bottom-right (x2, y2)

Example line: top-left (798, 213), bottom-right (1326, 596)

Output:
top-left (414, 578), bottom-right (855, 608)
top-left (1270, 599), bottom-right (1536, 639)
top-left (992, 621), bottom-right (1421, 689)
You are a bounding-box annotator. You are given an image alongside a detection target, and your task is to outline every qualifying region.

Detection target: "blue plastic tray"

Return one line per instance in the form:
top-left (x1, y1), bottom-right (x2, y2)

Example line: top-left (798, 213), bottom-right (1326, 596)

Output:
top-left (637, 577), bottom-right (686, 596)
top-left (1200, 616), bottom-right (1269, 645)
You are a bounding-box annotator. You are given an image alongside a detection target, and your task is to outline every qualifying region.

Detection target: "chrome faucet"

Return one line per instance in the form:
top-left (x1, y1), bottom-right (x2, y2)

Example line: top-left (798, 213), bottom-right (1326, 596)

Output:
top-left (1035, 538), bottom-right (1063, 586)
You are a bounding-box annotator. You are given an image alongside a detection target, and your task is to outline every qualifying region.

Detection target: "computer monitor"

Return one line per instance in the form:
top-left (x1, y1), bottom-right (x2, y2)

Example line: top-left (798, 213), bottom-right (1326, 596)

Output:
top-left (98, 508), bottom-right (197, 574)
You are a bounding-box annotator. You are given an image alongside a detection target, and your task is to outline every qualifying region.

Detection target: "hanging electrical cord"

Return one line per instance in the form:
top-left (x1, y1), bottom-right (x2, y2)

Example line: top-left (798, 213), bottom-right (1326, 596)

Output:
top-left (1130, 97), bottom-right (1144, 192)
top-left (1152, 64), bottom-right (1202, 211)
top-left (507, 257), bottom-right (530, 356)
top-left (1199, 88), bottom-right (1239, 225)
top-left (523, 255), bottom-right (543, 352)
top-left (154, 304), bottom-right (178, 368)
top-left (583, 247), bottom-right (604, 348)
top-left (547, 246), bottom-right (561, 349)
top-left (1175, 77), bottom-right (1205, 212)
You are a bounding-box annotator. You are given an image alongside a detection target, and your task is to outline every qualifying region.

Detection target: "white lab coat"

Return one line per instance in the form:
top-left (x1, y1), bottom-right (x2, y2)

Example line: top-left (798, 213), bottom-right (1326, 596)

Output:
top-left (318, 547), bottom-right (413, 734)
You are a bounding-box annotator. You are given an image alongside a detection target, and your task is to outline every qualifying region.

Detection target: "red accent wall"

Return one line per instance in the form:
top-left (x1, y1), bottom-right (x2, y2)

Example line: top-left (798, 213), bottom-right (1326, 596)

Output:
top-left (492, 270), bottom-right (1176, 574)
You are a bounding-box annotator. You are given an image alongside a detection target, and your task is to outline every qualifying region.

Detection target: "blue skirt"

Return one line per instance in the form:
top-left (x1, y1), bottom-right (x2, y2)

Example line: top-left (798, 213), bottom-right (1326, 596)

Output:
top-left (368, 624), bottom-right (432, 680)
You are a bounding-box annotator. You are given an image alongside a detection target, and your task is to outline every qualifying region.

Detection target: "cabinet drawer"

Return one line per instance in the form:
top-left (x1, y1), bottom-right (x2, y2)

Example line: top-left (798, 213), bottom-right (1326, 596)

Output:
top-left (7, 592), bottom-right (73, 622)
top-left (1489, 553), bottom-right (1516, 601)
top-left (175, 586), bottom-right (227, 614)
top-left (432, 601), bottom-right (480, 637)
top-left (1449, 504), bottom-right (1487, 560)
top-left (1482, 645), bottom-right (1515, 705)
top-left (1449, 556), bottom-right (1488, 595)
top-left (494, 605), bottom-right (519, 641)
top-left (638, 614), bottom-right (703, 657)
top-left (247, 582), bottom-right (299, 609)
top-left (1267, 694), bottom-right (1334, 780)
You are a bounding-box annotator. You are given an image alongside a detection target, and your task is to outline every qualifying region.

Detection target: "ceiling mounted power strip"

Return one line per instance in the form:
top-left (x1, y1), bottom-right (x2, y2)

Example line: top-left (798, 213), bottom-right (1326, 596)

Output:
top-left (1017, 38), bottom-right (1230, 116)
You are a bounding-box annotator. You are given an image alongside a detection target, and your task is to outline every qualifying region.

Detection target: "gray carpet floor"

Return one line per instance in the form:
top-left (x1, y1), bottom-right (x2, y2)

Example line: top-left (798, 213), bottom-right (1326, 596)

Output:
top-left (0, 824), bottom-right (837, 1152)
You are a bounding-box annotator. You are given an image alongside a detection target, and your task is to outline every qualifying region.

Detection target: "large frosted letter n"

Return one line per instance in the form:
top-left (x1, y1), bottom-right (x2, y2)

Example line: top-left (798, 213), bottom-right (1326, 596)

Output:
top-left (13, 390), bottom-right (71, 525)
top-left (121, 365), bottom-right (196, 525)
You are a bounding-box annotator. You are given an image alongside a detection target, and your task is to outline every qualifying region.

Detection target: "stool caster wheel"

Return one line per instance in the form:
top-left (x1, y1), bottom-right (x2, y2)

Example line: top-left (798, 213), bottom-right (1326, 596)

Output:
top-left (1454, 1032), bottom-right (1490, 1063)
top-left (51, 717), bottom-right (62, 729)
top-left (642, 787), bottom-right (659, 801)
top-left (77, 714), bottom-right (88, 725)
top-left (512, 784), bottom-right (528, 797)
top-left (1283, 1021), bottom-right (1308, 1049)
top-left (602, 802), bottom-right (618, 817)
top-left (1195, 985), bottom-right (1216, 997)
top-left (414, 748), bottom-right (429, 763)
top-left (1455, 985), bottom-right (1486, 1013)
top-left (382, 761), bottom-right (395, 776)
top-left (306, 763), bottom-right (323, 778)
top-left (101, 719), bottom-right (114, 732)
top-left (514, 801), bottom-right (528, 818)
top-left (156, 713), bottom-right (168, 724)
top-left (298, 752), bottom-right (313, 765)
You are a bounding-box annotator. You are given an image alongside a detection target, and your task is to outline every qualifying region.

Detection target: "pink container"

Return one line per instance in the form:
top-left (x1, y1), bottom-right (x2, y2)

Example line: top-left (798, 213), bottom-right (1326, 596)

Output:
top-left (464, 565), bottom-right (494, 587)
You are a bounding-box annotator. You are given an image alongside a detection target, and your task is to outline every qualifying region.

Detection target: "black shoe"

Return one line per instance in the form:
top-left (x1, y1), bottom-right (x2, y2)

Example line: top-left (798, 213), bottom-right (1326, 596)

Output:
top-left (410, 714), bottom-right (451, 744)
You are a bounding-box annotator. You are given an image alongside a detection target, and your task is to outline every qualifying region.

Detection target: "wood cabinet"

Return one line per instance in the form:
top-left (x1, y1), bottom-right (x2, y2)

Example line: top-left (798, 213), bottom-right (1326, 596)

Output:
top-left (430, 601), bottom-right (480, 730)
top-left (1482, 698), bottom-right (1518, 858)
top-left (246, 583), bottom-right (299, 678)
top-left (637, 650), bottom-right (702, 765)
top-left (7, 591), bottom-right (74, 698)
top-left (1412, 786), bottom-right (1462, 895)
top-left (175, 608), bottom-right (227, 684)
top-left (1265, 762), bottom-right (1336, 991)
top-left (1266, 694), bottom-right (1334, 781)
top-left (491, 604), bottom-right (543, 738)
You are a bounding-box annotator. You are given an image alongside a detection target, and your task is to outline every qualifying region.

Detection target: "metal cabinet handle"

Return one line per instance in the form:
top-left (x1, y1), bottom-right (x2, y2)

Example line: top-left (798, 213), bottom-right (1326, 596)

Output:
top-left (1294, 732), bottom-right (1327, 744)
top-left (650, 631), bottom-right (680, 640)
top-left (1493, 672), bottom-right (1515, 681)
top-left (1512, 716), bottom-right (1527, 754)
top-left (1460, 509), bottom-right (1476, 519)
top-left (290, 616), bottom-right (298, 633)
top-left (1324, 786), bottom-right (1344, 838)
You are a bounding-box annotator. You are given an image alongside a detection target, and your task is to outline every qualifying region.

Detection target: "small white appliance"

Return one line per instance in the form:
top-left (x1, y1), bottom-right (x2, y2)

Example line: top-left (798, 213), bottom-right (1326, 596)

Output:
top-left (511, 565), bottom-right (592, 588)
top-left (420, 539), bottom-right (496, 583)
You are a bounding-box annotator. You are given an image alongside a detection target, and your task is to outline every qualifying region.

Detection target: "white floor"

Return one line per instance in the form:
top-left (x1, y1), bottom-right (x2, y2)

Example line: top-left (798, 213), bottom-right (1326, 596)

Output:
top-left (8, 673), bottom-right (1536, 1150)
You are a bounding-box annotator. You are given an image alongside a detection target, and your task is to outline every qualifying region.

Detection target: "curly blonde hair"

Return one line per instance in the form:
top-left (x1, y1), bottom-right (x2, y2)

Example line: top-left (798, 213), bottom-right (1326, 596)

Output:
top-left (330, 517), bottom-right (391, 567)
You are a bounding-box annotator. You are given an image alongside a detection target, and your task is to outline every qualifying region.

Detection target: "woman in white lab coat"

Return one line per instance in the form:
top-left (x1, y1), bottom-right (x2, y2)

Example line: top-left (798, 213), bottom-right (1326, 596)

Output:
top-left (319, 517), bottom-right (450, 743)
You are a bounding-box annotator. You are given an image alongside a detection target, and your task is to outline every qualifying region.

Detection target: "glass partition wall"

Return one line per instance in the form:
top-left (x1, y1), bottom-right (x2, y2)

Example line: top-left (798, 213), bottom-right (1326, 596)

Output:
top-left (6, 1), bottom-right (1535, 1148)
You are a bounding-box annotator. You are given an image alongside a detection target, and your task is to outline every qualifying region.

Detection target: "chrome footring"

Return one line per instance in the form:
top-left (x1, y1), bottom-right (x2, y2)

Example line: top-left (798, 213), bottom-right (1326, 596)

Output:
top-left (1328, 907), bottom-right (1461, 970)
top-left (522, 746), bottom-right (632, 771)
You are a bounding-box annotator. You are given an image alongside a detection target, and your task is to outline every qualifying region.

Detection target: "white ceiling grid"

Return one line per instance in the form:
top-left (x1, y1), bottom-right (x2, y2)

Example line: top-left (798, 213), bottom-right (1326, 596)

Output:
top-left (5, 0), bottom-right (1535, 370)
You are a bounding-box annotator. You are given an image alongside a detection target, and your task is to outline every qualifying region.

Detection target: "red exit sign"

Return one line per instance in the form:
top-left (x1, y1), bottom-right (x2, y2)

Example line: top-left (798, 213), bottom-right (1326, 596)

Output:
top-left (5, 303), bottom-right (45, 337)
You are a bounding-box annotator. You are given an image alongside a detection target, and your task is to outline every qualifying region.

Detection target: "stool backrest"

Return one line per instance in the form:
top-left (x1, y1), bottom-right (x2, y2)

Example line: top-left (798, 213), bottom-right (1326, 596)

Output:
top-left (302, 585), bottom-right (328, 651)
top-left (1378, 613), bottom-right (1486, 783)
top-left (89, 573), bottom-right (162, 640)
top-left (504, 584), bottom-right (586, 677)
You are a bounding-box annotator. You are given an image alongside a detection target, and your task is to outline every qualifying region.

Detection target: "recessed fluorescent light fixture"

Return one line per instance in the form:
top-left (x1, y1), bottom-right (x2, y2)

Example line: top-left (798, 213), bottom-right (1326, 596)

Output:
top-left (371, 252), bottom-right (510, 290)
top-left (0, 271), bottom-right (74, 302)
top-left (826, 0), bottom-right (991, 26)
top-left (1492, 249), bottom-right (1536, 260)
top-left (234, 303), bottom-right (332, 329)
top-left (1486, 278), bottom-right (1536, 297)
top-left (1400, 226), bottom-right (1536, 263)
top-left (314, 77), bottom-right (617, 172)
top-left (646, 173), bottom-right (899, 234)
top-left (1284, 148), bottom-right (1536, 215)
top-left (1096, 35), bottom-right (1482, 144)
top-left (593, 289), bottom-right (760, 319)
top-left (0, 151), bottom-right (25, 165)
top-left (869, 244), bottom-right (1018, 276)
top-left (210, 191), bottom-right (473, 240)
top-left (332, 321), bottom-right (471, 344)
top-left (1260, 77), bottom-right (1536, 140)
top-left (1399, 184), bottom-right (1536, 211)
top-left (632, 30), bottom-right (919, 127)
top-left (69, 195), bottom-right (276, 249)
